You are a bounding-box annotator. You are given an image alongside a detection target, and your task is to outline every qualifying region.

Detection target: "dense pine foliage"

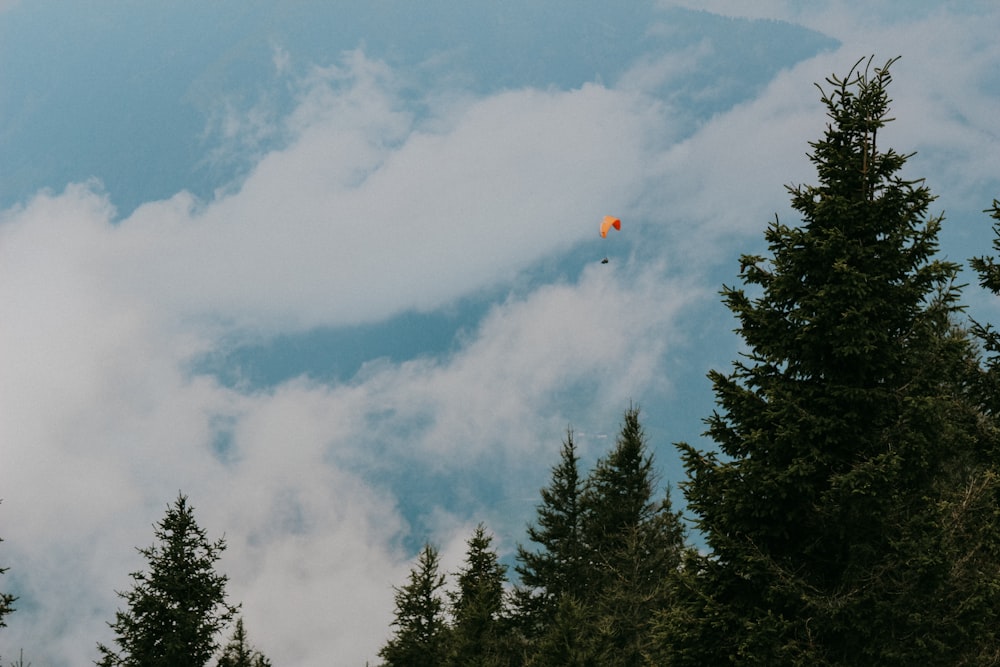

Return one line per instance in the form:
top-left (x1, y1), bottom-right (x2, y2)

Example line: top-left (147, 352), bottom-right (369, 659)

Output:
top-left (2, 57), bottom-right (1000, 666)
top-left (381, 407), bottom-right (685, 666)
top-left (96, 494), bottom-right (243, 667)
top-left (379, 543), bottom-right (450, 667)
top-left (0, 533), bottom-right (15, 634)
top-left (657, 56), bottom-right (1000, 666)
top-left (217, 618), bottom-right (273, 667)
top-left (380, 57), bottom-right (1000, 665)
top-left (0, 508), bottom-right (16, 666)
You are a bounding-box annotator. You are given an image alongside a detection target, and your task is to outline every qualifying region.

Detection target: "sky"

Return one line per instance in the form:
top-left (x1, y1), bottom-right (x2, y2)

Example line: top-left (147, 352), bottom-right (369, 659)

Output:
top-left (1, 1), bottom-right (999, 664)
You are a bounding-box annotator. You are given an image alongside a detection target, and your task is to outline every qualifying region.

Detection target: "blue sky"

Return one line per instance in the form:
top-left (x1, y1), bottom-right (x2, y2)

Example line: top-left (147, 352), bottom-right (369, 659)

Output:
top-left (1, 1), bottom-right (999, 664)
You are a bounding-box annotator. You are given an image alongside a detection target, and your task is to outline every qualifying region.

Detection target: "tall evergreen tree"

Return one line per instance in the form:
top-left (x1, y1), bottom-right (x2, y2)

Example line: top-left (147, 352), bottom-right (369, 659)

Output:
top-left (579, 406), bottom-right (686, 667)
top-left (581, 407), bottom-right (663, 574)
top-left (8, 648), bottom-right (30, 667)
top-left (0, 545), bottom-right (15, 630)
top-left (525, 594), bottom-right (596, 667)
top-left (97, 493), bottom-right (238, 667)
top-left (379, 543), bottom-right (449, 667)
top-left (971, 200), bottom-right (1000, 294)
top-left (0, 504), bottom-right (17, 667)
top-left (971, 200), bottom-right (1000, 416)
top-left (216, 618), bottom-right (271, 667)
top-left (660, 57), bottom-right (1000, 665)
top-left (448, 524), bottom-right (512, 667)
top-left (514, 430), bottom-right (586, 639)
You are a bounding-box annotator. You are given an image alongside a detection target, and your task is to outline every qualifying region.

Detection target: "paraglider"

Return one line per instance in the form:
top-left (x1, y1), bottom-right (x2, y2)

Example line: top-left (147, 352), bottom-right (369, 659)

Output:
top-left (600, 216), bottom-right (620, 263)
top-left (600, 216), bottom-right (621, 238)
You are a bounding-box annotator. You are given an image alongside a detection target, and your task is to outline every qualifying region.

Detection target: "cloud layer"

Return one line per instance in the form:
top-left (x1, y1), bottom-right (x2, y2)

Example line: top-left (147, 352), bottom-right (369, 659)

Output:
top-left (2, 4), bottom-right (1000, 665)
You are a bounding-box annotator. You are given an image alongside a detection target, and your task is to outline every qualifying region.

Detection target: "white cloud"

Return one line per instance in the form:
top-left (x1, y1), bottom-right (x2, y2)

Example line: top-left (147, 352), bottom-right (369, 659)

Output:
top-left (271, 42), bottom-right (292, 77)
top-left (0, 40), bottom-right (669, 660)
top-left (3, 5), bottom-right (1000, 664)
top-left (642, 2), bottom-right (1000, 262)
top-left (114, 53), bottom-right (670, 335)
top-left (0, 174), bottom-right (696, 665)
top-left (660, 0), bottom-right (803, 20)
top-left (659, 0), bottom-right (967, 27)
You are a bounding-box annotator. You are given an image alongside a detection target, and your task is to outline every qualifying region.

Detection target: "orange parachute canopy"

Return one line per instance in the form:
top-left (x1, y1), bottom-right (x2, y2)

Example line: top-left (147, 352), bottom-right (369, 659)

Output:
top-left (600, 216), bottom-right (621, 238)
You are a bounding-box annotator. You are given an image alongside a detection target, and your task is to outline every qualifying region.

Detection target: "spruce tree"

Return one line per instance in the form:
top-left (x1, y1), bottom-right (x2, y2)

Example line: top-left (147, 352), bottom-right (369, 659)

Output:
top-left (581, 407), bottom-right (663, 574)
top-left (379, 543), bottom-right (449, 667)
top-left (514, 430), bottom-right (586, 640)
top-left (660, 57), bottom-right (1000, 665)
top-left (448, 524), bottom-right (512, 667)
top-left (971, 200), bottom-right (1000, 416)
top-left (971, 200), bottom-right (1000, 294)
top-left (957, 198), bottom-right (1000, 663)
top-left (216, 618), bottom-right (271, 667)
top-left (578, 406), bottom-right (686, 667)
top-left (525, 595), bottom-right (596, 667)
top-left (0, 507), bottom-right (16, 667)
top-left (8, 648), bottom-right (30, 667)
top-left (0, 544), bottom-right (14, 630)
top-left (97, 493), bottom-right (238, 667)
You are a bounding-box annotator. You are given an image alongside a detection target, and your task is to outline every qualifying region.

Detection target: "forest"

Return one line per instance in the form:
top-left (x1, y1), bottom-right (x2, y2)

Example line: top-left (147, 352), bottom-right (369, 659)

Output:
top-left (4, 57), bottom-right (1000, 666)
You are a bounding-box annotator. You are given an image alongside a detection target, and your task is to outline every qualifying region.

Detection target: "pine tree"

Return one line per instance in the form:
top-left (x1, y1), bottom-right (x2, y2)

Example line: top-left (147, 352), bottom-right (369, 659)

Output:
top-left (578, 406), bottom-right (686, 667)
top-left (514, 430), bottom-right (586, 640)
top-left (448, 524), bottom-right (512, 667)
top-left (0, 502), bottom-right (16, 633)
top-left (957, 198), bottom-right (1000, 664)
top-left (971, 200), bottom-right (1000, 417)
top-left (581, 407), bottom-right (662, 575)
top-left (527, 595), bottom-right (597, 667)
top-left (0, 554), bottom-right (14, 631)
top-left (8, 649), bottom-right (30, 667)
top-left (0, 521), bottom-right (16, 667)
top-left (971, 200), bottom-right (1000, 294)
top-left (97, 493), bottom-right (238, 667)
top-left (379, 543), bottom-right (449, 667)
top-left (660, 57), bottom-right (1000, 665)
top-left (216, 618), bottom-right (271, 667)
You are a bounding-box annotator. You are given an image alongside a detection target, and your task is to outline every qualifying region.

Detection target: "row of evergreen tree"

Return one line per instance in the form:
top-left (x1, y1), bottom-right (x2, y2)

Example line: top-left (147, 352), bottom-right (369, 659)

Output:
top-left (0, 494), bottom-right (272, 666)
top-left (377, 57), bottom-right (1000, 665)
top-left (3, 55), bottom-right (1000, 665)
top-left (379, 407), bottom-right (684, 666)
